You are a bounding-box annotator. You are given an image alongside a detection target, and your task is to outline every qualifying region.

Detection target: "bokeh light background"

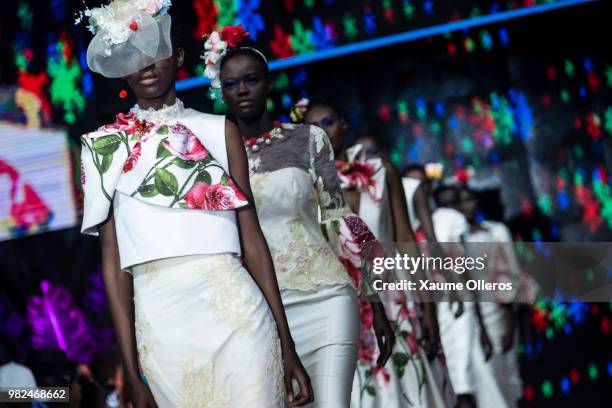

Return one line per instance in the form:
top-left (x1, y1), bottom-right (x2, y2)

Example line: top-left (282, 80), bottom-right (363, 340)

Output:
top-left (0, 1), bottom-right (610, 406)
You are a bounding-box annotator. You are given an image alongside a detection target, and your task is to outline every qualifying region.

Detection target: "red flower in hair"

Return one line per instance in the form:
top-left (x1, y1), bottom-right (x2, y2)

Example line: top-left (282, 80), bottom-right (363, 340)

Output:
top-left (455, 168), bottom-right (470, 184)
top-left (221, 25), bottom-right (250, 48)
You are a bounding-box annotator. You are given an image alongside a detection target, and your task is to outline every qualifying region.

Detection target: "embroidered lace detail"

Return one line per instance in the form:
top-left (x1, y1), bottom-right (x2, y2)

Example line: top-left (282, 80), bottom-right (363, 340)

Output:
top-left (322, 206), bottom-right (352, 220)
top-left (273, 220), bottom-right (353, 291)
top-left (130, 98), bottom-right (185, 124)
top-left (266, 326), bottom-right (286, 405)
top-left (192, 255), bottom-right (257, 336)
top-left (178, 356), bottom-right (230, 407)
top-left (133, 302), bottom-right (155, 384)
top-left (250, 171), bottom-right (268, 209)
top-left (142, 261), bottom-right (163, 286)
top-left (248, 155), bottom-right (262, 177)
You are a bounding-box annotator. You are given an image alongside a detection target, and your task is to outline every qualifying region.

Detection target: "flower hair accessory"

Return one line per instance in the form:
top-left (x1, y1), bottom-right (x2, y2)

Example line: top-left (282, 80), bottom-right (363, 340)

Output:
top-left (453, 167), bottom-right (475, 184)
top-left (290, 98), bottom-right (311, 124)
top-left (201, 25), bottom-right (267, 100)
top-left (76, 0), bottom-right (173, 78)
top-left (424, 162), bottom-right (444, 180)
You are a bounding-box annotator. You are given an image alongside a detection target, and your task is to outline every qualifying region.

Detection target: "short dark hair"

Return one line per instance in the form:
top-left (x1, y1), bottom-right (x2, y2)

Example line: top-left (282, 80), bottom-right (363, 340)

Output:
top-left (307, 95), bottom-right (345, 119)
top-left (220, 47), bottom-right (269, 76)
top-left (90, 346), bottom-right (121, 386)
top-left (0, 333), bottom-right (17, 364)
top-left (433, 184), bottom-right (460, 207)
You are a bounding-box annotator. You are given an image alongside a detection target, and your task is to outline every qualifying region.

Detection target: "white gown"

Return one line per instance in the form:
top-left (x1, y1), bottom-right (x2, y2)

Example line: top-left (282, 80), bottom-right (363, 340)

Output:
top-left (248, 124), bottom-right (363, 407)
top-left (341, 146), bottom-right (456, 408)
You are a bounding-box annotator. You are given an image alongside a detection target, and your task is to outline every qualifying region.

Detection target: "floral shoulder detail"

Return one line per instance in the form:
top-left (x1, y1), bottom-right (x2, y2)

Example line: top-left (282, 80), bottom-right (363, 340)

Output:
top-left (80, 112), bottom-right (248, 234)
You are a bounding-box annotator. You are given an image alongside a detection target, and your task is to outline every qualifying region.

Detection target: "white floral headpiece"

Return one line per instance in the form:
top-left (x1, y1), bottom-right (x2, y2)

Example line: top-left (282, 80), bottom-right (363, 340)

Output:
top-left (201, 25), bottom-right (267, 100)
top-left (76, 0), bottom-right (173, 78)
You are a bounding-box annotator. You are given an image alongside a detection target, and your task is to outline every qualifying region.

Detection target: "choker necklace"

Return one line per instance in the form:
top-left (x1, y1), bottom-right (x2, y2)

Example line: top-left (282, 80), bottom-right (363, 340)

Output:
top-left (243, 122), bottom-right (284, 151)
top-left (130, 98), bottom-right (185, 124)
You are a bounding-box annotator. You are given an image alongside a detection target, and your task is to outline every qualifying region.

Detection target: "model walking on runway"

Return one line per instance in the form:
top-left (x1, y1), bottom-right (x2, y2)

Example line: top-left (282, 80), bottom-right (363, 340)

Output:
top-left (204, 30), bottom-right (395, 407)
top-left (301, 100), bottom-right (456, 407)
top-left (79, 4), bottom-right (311, 407)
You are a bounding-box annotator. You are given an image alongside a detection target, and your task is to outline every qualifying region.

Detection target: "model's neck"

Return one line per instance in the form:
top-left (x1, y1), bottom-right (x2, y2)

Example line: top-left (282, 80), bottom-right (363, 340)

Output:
top-left (136, 89), bottom-right (177, 111)
top-left (237, 113), bottom-right (275, 138)
top-left (336, 149), bottom-right (348, 162)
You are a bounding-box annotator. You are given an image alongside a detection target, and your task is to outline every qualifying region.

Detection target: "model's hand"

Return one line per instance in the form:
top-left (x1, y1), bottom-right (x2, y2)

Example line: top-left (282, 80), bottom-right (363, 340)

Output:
top-left (372, 303), bottom-right (395, 367)
top-left (479, 325), bottom-right (493, 361)
top-left (420, 304), bottom-right (441, 361)
top-left (125, 378), bottom-right (157, 408)
top-left (501, 307), bottom-right (515, 353)
top-left (449, 290), bottom-right (464, 318)
top-left (282, 346), bottom-right (314, 406)
top-left (501, 329), bottom-right (514, 354)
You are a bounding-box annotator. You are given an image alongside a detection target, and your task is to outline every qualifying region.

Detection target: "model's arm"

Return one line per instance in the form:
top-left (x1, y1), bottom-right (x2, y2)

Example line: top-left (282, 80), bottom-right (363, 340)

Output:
top-left (99, 213), bottom-right (157, 408)
top-left (384, 163), bottom-right (416, 243)
top-left (225, 120), bottom-right (312, 406)
top-left (413, 184), bottom-right (438, 243)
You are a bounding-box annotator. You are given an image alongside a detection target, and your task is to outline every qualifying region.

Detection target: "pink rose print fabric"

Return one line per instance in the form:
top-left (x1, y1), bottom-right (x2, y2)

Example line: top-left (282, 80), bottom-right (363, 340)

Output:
top-left (80, 113), bottom-right (248, 221)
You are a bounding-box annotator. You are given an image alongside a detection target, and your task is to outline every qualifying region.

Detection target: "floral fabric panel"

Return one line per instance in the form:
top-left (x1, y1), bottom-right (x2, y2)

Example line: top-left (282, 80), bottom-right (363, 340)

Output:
top-left (353, 300), bottom-right (428, 405)
top-left (320, 214), bottom-right (383, 296)
top-left (81, 112), bottom-right (248, 218)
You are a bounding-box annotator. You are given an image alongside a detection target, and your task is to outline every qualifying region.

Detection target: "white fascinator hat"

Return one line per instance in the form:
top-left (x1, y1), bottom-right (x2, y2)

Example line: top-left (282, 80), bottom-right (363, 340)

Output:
top-left (77, 0), bottom-right (173, 78)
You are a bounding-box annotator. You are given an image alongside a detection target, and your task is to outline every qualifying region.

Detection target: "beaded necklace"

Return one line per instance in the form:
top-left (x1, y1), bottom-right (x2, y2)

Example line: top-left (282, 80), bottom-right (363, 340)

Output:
top-left (242, 122), bottom-right (283, 151)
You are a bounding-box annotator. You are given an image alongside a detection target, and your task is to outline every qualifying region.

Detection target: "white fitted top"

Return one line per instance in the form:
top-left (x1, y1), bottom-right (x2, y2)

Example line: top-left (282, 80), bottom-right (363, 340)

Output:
top-left (80, 100), bottom-right (242, 270)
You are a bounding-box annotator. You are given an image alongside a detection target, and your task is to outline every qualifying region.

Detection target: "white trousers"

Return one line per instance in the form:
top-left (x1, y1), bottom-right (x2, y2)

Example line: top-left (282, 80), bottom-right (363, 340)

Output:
top-left (438, 302), bottom-right (522, 407)
top-left (282, 285), bottom-right (360, 408)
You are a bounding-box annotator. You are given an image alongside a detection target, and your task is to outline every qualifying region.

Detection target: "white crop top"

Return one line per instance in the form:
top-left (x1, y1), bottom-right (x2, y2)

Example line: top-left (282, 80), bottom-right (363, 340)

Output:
top-left (80, 100), bottom-right (244, 270)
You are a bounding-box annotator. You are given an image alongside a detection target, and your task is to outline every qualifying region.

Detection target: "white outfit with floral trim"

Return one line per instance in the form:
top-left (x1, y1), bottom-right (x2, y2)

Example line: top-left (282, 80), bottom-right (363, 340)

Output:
top-left (339, 145), bottom-right (455, 408)
top-left (80, 100), bottom-right (285, 407)
top-left (248, 124), bottom-right (372, 407)
top-left (431, 207), bottom-right (479, 397)
top-left (462, 221), bottom-right (523, 408)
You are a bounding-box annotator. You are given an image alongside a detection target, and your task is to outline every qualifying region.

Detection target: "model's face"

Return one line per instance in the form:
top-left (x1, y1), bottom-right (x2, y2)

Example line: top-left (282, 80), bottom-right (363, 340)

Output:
top-left (304, 105), bottom-right (346, 154)
top-left (221, 55), bottom-right (270, 121)
top-left (460, 189), bottom-right (478, 220)
top-left (123, 48), bottom-right (184, 100)
top-left (437, 189), bottom-right (460, 210)
top-left (355, 136), bottom-right (379, 159)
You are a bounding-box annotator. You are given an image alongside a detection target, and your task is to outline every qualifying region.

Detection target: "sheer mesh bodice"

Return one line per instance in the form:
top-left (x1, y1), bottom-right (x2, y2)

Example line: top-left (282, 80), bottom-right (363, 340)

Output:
top-left (247, 124), bottom-right (354, 291)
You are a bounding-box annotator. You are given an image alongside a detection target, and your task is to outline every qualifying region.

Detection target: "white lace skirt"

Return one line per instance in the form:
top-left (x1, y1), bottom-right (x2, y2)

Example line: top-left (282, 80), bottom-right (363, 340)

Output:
top-left (282, 285), bottom-right (360, 408)
top-left (132, 254), bottom-right (285, 407)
